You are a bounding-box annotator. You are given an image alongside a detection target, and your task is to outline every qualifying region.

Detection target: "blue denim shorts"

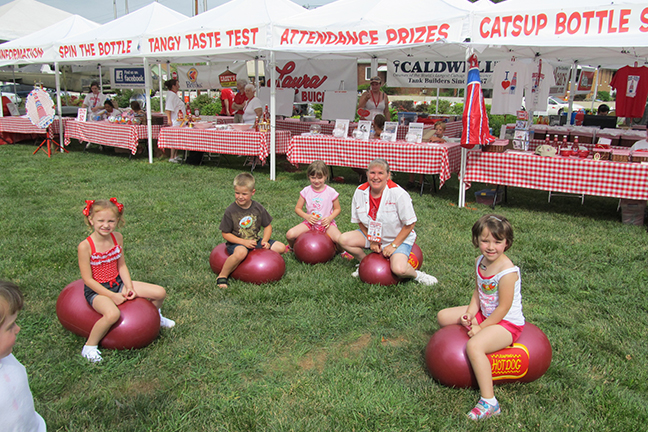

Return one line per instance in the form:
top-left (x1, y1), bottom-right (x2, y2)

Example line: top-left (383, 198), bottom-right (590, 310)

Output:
top-left (226, 239), bottom-right (277, 255)
top-left (356, 229), bottom-right (412, 256)
top-left (84, 275), bottom-right (124, 306)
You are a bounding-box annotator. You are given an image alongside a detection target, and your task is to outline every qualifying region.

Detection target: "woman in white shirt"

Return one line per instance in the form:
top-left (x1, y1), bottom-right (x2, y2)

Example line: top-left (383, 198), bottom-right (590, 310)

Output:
top-left (242, 84), bottom-right (262, 124)
top-left (82, 81), bottom-right (107, 114)
top-left (164, 79), bottom-right (186, 163)
top-left (338, 158), bottom-right (437, 285)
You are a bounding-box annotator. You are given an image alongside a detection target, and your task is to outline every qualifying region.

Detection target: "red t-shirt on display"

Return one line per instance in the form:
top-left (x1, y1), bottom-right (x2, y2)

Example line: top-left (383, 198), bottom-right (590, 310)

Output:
top-left (610, 66), bottom-right (648, 118)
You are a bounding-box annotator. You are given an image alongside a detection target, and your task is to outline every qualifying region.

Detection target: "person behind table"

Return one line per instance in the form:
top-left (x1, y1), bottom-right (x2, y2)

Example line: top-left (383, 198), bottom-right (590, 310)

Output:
top-left (231, 79), bottom-right (248, 123)
top-left (597, 104), bottom-right (610, 115)
top-left (130, 100), bottom-right (146, 125)
top-left (216, 173), bottom-right (287, 289)
top-left (219, 87), bottom-right (234, 116)
top-left (285, 160), bottom-right (352, 259)
top-left (0, 280), bottom-right (47, 431)
top-left (407, 121), bottom-right (447, 189)
top-left (164, 78), bottom-right (186, 163)
top-left (338, 158), bottom-right (438, 285)
top-left (242, 84), bottom-right (263, 125)
top-left (78, 198), bottom-right (175, 363)
top-left (372, 114), bottom-right (385, 139)
top-left (100, 100), bottom-right (121, 120)
top-left (82, 81), bottom-right (107, 114)
top-left (357, 76), bottom-right (390, 121)
top-left (437, 214), bottom-right (524, 421)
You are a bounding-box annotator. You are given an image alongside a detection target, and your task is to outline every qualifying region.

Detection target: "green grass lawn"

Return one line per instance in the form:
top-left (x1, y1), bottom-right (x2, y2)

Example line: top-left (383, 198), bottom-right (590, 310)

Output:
top-left (2, 141), bottom-right (647, 431)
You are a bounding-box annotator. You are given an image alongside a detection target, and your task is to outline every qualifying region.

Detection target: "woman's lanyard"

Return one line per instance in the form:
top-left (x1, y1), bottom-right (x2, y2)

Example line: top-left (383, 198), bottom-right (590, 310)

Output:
top-left (370, 91), bottom-right (382, 109)
top-left (91, 94), bottom-right (99, 108)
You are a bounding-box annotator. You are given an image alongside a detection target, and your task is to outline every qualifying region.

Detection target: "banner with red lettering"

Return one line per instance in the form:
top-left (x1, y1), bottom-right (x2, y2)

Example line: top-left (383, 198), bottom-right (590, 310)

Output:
top-left (176, 63), bottom-right (247, 90)
top-left (273, 60), bottom-right (357, 104)
top-left (387, 58), bottom-right (495, 89)
top-left (273, 0), bottom-right (471, 52)
top-left (473, 1), bottom-right (648, 47)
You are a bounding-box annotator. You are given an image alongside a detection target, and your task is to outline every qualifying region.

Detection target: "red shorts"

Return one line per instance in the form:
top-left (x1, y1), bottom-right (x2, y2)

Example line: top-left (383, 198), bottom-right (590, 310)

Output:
top-left (476, 310), bottom-right (524, 343)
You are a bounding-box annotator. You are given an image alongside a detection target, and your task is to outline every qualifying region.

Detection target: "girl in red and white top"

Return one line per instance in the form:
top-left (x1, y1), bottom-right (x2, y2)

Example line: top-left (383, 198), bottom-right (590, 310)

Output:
top-left (78, 198), bottom-right (175, 362)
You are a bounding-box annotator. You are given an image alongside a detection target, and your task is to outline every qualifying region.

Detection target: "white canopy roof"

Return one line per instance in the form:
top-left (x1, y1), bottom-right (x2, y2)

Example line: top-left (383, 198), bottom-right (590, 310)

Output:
top-left (56, 2), bottom-right (189, 64)
top-left (0, 0), bottom-right (73, 42)
top-left (142, 0), bottom-right (306, 62)
top-left (470, 0), bottom-right (648, 67)
top-left (0, 15), bottom-right (100, 67)
top-left (271, 0), bottom-right (474, 59)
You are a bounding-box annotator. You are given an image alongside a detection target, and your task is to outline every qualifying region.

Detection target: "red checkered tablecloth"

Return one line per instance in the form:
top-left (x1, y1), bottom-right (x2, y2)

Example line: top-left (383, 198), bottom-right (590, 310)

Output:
top-left (276, 118), bottom-right (460, 141)
top-left (64, 120), bottom-right (164, 154)
top-left (157, 127), bottom-right (291, 162)
top-left (288, 136), bottom-right (461, 187)
top-left (527, 139), bottom-right (627, 152)
top-left (463, 149), bottom-right (648, 200)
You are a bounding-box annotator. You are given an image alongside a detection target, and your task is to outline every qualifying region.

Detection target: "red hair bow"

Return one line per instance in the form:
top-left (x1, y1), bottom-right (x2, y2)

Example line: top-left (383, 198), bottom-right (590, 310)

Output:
top-left (110, 197), bottom-right (124, 213)
top-left (82, 200), bottom-right (95, 217)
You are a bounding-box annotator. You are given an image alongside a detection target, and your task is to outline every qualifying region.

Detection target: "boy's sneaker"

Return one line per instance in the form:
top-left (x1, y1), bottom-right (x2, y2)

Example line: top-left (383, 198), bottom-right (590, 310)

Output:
top-left (82, 345), bottom-right (102, 363)
top-left (467, 398), bottom-right (501, 421)
top-left (159, 311), bottom-right (176, 328)
top-left (415, 270), bottom-right (438, 286)
top-left (351, 263), bottom-right (360, 277)
top-left (340, 251), bottom-right (354, 260)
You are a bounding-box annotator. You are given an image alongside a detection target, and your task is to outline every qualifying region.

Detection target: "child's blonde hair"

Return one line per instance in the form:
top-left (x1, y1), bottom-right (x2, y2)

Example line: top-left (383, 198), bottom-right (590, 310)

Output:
top-left (233, 173), bottom-right (255, 191)
top-left (0, 280), bottom-right (23, 327)
top-left (306, 160), bottom-right (329, 179)
top-left (83, 199), bottom-right (125, 229)
top-left (472, 214), bottom-right (514, 251)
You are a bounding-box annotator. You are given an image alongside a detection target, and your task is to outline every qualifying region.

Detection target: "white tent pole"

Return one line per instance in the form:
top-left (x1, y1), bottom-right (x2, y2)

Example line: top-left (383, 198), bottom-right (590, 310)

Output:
top-left (458, 147), bottom-right (467, 208)
top-left (158, 62), bottom-right (163, 112)
top-left (591, 66), bottom-right (601, 112)
top-left (255, 58), bottom-right (259, 91)
top-left (162, 61), bottom-right (170, 112)
top-left (270, 50), bottom-right (276, 180)
top-left (436, 88), bottom-right (439, 114)
top-left (98, 64), bottom-right (103, 93)
top-left (370, 57), bottom-right (378, 77)
top-left (144, 57), bottom-right (153, 163)
top-left (567, 62), bottom-right (577, 124)
top-left (54, 61), bottom-right (64, 151)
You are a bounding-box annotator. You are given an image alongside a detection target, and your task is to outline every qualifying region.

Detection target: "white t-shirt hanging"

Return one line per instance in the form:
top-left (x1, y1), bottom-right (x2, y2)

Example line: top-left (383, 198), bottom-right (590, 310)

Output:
top-left (524, 60), bottom-right (556, 114)
top-left (490, 60), bottom-right (530, 115)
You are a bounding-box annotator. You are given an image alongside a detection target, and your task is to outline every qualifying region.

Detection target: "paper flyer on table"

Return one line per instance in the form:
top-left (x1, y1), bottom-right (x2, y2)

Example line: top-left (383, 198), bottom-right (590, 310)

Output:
top-left (356, 120), bottom-right (371, 140)
top-left (383, 121), bottom-right (398, 142)
top-left (333, 119), bottom-right (349, 138)
top-left (407, 123), bottom-right (424, 143)
top-left (76, 108), bottom-right (87, 122)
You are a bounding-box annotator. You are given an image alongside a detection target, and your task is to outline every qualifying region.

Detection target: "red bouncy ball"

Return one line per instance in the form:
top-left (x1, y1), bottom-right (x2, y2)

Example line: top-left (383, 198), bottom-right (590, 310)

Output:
top-left (358, 252), bottom-right (401, 286)
top-left (209, 243), bottom-right (286, 284)
top-left (56, 280), bottom-right (160, 350)
top-left (293, 230), bottom-right (336, 264)
top-left (408, 243), bottom-right (424, 270)
top-left (425, 323), bottom-right (552, 388)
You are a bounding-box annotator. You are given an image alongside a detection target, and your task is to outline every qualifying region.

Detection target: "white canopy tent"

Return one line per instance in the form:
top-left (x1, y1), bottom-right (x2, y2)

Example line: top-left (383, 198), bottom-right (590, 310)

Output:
top-left (271, 0), bottom-right (474, 60)
top-left (53, 3), bottom-right (190, 163)
top-left (470, 0), bottom-right (648, 66)
top-left (0, 14), bottom-right (100, 67)
top-left (141, 0), bottom-right (307, 178)
top-left (0, 0), bottom-right (73, 42)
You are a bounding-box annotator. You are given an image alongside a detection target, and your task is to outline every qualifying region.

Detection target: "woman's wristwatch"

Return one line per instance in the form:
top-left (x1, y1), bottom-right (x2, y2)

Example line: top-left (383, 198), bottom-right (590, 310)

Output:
top-left (391, 243), bottom-right (398, 248)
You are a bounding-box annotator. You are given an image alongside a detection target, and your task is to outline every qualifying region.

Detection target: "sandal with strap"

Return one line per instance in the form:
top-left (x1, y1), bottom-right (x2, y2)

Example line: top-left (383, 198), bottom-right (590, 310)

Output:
top-left (217, 277), bottom-right (229, 288)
